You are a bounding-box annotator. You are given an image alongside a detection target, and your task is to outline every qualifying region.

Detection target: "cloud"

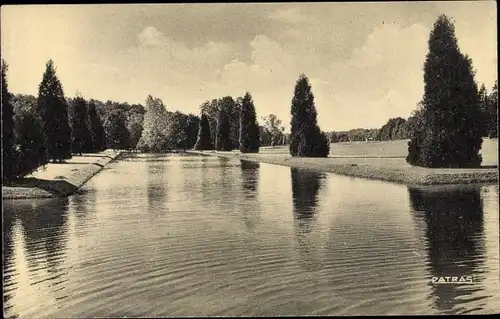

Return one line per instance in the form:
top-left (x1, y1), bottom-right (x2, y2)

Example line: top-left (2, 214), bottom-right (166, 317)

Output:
top-left (138, 26), bottom-right (167, 47)
top-left (2, 4), bottom-right (496, 131)
top-left (215, 23), bottom-right (431, 131)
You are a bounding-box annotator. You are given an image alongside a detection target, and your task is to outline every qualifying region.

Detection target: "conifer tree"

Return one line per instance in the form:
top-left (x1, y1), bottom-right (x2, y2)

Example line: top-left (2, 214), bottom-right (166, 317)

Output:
top-left (215, 107), bottom-right (232, 151)
top-left (289, 74), bottom-right (329, 157)
top-left (239, 92), bottom-right (260, 153)
top-left (194, 113), bottom-right (214, 150)
top-left (407, 15), bottom-right (482, 168)
top-left (37, 60), bottom-right (72, 161)
top-left (87, 99), bottom-right (106, 151)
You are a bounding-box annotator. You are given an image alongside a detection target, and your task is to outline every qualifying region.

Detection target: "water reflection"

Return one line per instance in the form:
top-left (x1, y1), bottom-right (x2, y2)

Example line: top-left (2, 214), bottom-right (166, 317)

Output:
top-left (147, 158), bottom-right (168, 214)
top-left (291, 169), bottom-right (324, 226)
top-left (408, 185), bottom-right (486, 314)
top-left (3, 204), bottom-right (17, 315)
top-left (240, 161), bottom-right (261, 231)
top-left (11, 198), bottom-right (70, 275)
top-left (290, 168), bottom-right (325, 271)
top-left (240, 161), bottom-right (260, 198)
top-left (71, 193), bottom-right (92, 238)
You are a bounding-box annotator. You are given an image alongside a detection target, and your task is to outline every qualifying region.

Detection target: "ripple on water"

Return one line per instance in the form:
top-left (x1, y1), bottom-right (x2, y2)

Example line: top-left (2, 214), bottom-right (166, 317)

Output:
top-left (2, 154), bottom-right (499, 317)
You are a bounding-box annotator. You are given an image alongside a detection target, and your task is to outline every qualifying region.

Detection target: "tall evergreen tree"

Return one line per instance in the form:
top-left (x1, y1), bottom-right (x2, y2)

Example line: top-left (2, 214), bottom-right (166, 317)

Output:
top-left (87, 99), bottom-right (106, 151)
top-left (103, 109), bottom-right (130, 150)
top-left (239, 92), bottom-right (260, 153)
top-left (69, 93), bottom-right (92, 155)
top-left (200, 99), bottom-right (220, 146)
top-left (184, 114), bottom-right (200, 149)
top-left (226, 97), bottom-right (241, 150)
top-left (37, 60), bottom-right (72, 162)
top-left (215, 107), bottom-right (232, 151)
top-left (407, 15), bottom-right (482, 168)
top-left (289, 74), bottom-right (329, 157)
top-left (1, 60), bottom-right (17, 182)
top-left (194, 113), bottom-right (214, 150)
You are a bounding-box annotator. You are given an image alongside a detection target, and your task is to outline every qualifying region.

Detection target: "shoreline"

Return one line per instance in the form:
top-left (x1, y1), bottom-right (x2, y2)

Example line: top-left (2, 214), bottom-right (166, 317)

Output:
top-left (186, 150), bottom-right (498, 186)
top-left (2, 150), bottom-right (122, 200)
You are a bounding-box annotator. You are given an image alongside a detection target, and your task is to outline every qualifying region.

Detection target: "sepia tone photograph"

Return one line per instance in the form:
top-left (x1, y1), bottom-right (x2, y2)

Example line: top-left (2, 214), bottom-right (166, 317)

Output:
top-left (1, 1), bottom-right (499, 317)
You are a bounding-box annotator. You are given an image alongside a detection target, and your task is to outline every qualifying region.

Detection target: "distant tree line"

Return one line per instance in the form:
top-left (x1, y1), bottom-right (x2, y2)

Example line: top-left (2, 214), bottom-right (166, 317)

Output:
top-left (194, 92), bottom-right (260, 153)
top-left (329, 79), bottom-right (497, 144)
top-left (193, 74), bottom-right (329, 157)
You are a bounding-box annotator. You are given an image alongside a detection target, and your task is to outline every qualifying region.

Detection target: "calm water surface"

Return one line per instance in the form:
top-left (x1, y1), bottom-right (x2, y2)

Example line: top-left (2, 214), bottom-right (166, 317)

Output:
top-left (3, 154), bottom-right (499, 316)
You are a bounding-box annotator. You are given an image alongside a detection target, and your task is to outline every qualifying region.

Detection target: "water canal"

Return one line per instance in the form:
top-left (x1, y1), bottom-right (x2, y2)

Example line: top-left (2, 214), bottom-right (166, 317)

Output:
top-left (3, 153), bottom-right (499, 316)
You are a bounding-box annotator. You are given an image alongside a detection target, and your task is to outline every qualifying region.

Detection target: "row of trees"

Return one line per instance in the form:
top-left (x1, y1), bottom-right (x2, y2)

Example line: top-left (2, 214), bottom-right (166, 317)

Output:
top-left (2, 60), bottom-right (109, 182)
top-left (192, 74), bottom-right (329, 157)
top-left (194, 92), bottom-right (260, 153)
top-left (3, 15), bottom-right (495, 172)
top-left (2, 58), bottom-right (209, 182)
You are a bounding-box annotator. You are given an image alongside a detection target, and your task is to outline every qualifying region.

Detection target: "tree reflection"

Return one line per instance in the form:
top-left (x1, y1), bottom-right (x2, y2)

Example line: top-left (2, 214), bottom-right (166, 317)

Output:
top-left (147, 159), bottom-right (168, 214)
top-left (290, 168), bottom-right (325, 271)
top-left (71, 193), bottom-right (92, 238)
top-left (291, 168), bottom-right (324, 225)
top-left (408, 185), bottom-right (486, 314)
top-left (2, 202), bottom-right (18, 315)
top-left (13, 198), bottom-right (70, 281)
top-left (240, 160), bottom-right (260, 198)
top-left (240, 160), bottom-right (261, 231)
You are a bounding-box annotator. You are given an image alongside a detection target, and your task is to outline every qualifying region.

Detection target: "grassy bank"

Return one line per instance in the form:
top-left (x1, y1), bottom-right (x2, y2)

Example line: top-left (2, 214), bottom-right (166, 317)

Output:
top-left (187, 150), bottom-right (498, 186)
top-left (2, 150), bottom-right (122, 199)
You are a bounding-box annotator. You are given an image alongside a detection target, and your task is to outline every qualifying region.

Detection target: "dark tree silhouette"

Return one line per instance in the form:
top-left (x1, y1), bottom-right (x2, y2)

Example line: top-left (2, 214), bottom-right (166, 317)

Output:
top-left (14, 105), bottom-right (47, 177)
top-left (407, 15), bottom-right (482, 168)
top-left (239, 92), bottom-right (260, 153)
top-left (194, 113), bottom-right (214, 150)
top-left (289, 74), bottom-right (329, 157)
top-left (215, 107), bottom-right (232, 151)
top-left (87, 99), bottom-right (107, 151)
top-left (103, 109), bottom-right (130, 150)
top-left (69, 94), bottom-right (92, 155)
top-left (37, 60), bottom-right (72, 162)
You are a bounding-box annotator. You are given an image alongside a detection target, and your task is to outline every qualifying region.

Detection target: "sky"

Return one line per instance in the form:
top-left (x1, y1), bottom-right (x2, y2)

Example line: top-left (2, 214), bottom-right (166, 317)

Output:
top-left (1, 2), bottom-right (497, 131)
